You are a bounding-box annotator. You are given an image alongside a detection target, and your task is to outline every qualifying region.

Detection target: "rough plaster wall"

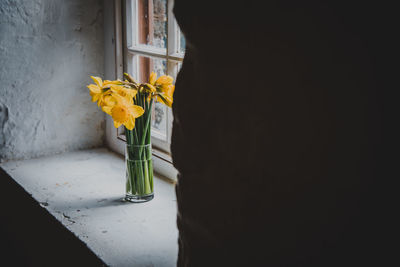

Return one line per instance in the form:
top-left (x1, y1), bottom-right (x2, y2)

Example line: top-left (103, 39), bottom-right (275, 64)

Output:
top-left (0, 0), bottom-right (104, 161)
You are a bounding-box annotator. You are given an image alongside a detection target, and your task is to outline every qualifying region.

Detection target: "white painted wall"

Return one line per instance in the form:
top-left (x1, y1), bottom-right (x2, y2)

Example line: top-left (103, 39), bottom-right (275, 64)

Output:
top-left (0, 0), bottom-right (105, 161)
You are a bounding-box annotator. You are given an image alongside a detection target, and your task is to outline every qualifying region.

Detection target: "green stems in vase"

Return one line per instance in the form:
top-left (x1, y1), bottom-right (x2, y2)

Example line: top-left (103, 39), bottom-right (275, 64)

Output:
top-left (125, 94), bottom-right (154, 203)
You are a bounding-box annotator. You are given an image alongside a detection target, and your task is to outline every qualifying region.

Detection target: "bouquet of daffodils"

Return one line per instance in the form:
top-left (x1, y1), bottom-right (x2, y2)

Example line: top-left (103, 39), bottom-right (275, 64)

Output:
top-left (87, 72), bottom-right (174, 202)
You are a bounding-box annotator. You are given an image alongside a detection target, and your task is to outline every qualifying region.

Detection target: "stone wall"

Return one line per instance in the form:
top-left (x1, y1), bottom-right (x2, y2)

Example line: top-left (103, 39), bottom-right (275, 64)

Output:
top-left (0, 0), bottom-right (104, 161)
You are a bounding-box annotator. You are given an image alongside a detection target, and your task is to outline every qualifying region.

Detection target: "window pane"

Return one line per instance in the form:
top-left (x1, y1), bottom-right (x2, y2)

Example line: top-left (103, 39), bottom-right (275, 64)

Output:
top-left (179, 30), bottom-right (186, 53)
top-left (137, 0), bottom-right (167, 49)
top-left (136, 55), bottom-right (168, 140)
top-left (137, 55), bottom-right (166, 83)
top-left (152, 101), bottom-right (167, 139)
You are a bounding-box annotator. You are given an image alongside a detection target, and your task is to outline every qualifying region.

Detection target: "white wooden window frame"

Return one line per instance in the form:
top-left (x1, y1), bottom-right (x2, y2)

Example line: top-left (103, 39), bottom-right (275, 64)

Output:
top-left (105, 0), bottom-right (181, 181)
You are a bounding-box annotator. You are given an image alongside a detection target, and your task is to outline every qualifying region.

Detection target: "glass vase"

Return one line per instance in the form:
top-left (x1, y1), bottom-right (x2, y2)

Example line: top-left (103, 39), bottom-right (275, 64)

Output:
top-left (125, 143), bottom-right (154, 202)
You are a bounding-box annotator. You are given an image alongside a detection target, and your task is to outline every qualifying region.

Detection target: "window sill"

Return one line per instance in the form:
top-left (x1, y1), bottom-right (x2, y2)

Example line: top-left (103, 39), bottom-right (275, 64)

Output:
top-left (0, 148), bottom-right (178, 266)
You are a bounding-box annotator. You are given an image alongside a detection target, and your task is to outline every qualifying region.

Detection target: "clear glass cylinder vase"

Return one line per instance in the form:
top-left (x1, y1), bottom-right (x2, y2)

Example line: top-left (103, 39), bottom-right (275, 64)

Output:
top-left (125, 143), bottom-right (154, 202)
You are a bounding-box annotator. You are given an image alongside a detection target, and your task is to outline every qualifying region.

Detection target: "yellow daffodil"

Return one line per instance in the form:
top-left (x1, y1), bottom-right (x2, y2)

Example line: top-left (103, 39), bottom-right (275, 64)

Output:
top-left (148, 84), bottom-right (157, 102)
top-left (88, 72), bottom-right (174, 131)
top-left (138, 83), bottom-right (157, 102)
top-left (87, 76), bottom-right (120, 106)
top-left (147, 72), bottom-right (175, 107)
top-left (110, 84), bottom-right (137, 104)
top-left (155, 75), bottom-right (173, 86)
top-left (157, 84), bottom-right (174, 107)
top-left (148, 72), bottom-right (173, 87)
top-left (142, 83), bottom-right (157, 93)
top-left (100, 95), bottom-right (117, 113)
top-left (149, 72), bottom-right (157, 86)
top-left (102, 95), bottom-right (144, 130)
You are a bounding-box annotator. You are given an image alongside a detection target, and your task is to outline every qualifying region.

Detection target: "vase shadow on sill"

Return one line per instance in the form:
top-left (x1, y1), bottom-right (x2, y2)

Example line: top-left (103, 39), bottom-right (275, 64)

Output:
top-left (46, 196), bottom-right (150, 213)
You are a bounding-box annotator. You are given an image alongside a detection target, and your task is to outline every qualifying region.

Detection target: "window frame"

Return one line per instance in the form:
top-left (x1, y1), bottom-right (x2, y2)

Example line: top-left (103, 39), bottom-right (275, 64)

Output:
top-left (105, 0), bottom-right (181, 181)
top-left (124, 0), bottom-right (183, 153)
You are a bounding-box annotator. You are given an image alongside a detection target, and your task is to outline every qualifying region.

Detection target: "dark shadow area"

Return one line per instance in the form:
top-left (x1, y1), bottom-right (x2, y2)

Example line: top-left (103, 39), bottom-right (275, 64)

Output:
top-left (0, 168), bottom-right (107, 267)
top-left (172, 1), bottom-right (397, 266)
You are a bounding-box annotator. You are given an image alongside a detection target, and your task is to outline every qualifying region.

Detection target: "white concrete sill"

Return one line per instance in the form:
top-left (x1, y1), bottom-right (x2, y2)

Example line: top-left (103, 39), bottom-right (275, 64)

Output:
top-left (0, 148), bottom-right (178, 267)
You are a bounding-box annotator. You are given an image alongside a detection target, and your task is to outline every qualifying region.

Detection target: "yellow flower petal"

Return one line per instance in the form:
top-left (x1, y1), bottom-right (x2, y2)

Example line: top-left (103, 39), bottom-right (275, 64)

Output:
top-left (149, 72), bottom-right (157, 85)
top-left (103, 80), bottom-right (120, 86)
top-left (157, 94), bottom-right (172, 107)
top-left (110, 85), bottom-right (137, 102)
top-left (109, 85), bottom-right (125, 94)
top-left (113, 121), bottom-right (122, 128)
top-left (97, 94), bottom-right (106, 107)
top-left (90, 76), bottom-right (103, 87)
top-left (156, 75), bottom-right (173, 85)
top-left (111, 105), bottom-right (130, 124)
top-left (111, 93), bottom-right (127, 104)
top-left (124, 116), bottom-right (135, 130)
top-left (144, 83), bottom-right (156, 93)
top-left (90, 92), bottom-right (100, 102)
top-left (87, 84), bottom-right (101, 94)
top-left (164, 98), bottom-right (173, 107)
top-left (102, 106), bottom-right (113, 115)
top-left (102, 95), bottom-right (116, 107)
top-left (162, 84), bottom-right (175, 95)
top-left (129, 105), bottom-right (145, 118)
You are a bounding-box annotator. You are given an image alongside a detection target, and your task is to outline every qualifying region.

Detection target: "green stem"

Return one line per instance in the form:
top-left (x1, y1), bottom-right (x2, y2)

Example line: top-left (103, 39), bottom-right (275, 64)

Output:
top-left (125, 91), bottom-right (154, 197)
top-left (138, 99), bottom-right (153, 160)
top-left (141, 99), bottom-right (153, 146)
top-left (137, 92), bottom-right (144, 140)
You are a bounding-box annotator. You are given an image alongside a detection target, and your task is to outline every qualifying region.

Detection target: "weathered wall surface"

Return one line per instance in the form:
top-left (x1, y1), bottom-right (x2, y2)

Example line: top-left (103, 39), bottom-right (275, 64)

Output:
top-left (0, 0), bottom-right (104, 161)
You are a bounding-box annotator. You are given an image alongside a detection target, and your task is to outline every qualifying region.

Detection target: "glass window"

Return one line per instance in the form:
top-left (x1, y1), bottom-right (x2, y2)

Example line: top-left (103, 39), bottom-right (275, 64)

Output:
top-left (125, 0), bottom-right (185, 153)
